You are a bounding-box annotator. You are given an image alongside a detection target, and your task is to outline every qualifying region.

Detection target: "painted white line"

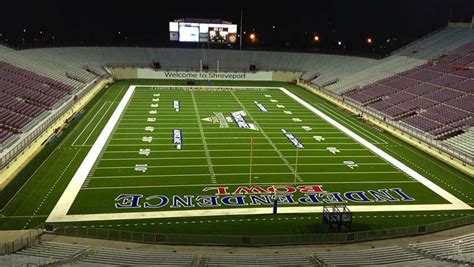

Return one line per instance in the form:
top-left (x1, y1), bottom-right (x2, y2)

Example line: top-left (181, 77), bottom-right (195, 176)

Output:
top-left (83, 180), bottom-right (419, 190)
top-left (48, 204), bottom-right (467, 223)
top-left (94, 163), bottom-right (391, 169)
top-left (105, 143), bottom-right (364, 146)
top-left (191, 91), bottom-right (216, 183)
top-left (82, 103), bottom-right (114, 146)
top-left (234, 91), bottom-right (304, 182)
top-left (102, 149), bottom-right (370, 153)
top-left (99, 155), bottom-right (380, 160)
top-left (47, 86), bottom-right (136, 222)
top-left (279, 87), bottom-right (471, 210)
top-left (89, 171), bottom-right (402, 179)
top-left (71, 102), bottom-right (108, 146)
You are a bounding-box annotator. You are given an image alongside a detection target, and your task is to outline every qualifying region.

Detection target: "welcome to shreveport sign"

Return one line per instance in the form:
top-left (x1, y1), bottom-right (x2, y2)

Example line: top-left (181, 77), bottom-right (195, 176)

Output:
top-left (137, 69), bottom-right (273, 81)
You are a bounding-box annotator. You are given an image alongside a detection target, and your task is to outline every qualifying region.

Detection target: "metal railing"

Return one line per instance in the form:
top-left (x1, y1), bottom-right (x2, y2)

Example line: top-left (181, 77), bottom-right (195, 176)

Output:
top-left (49, 215), bottom-right (474, 246)
top-left (0, 229), bottom-right (43, 255)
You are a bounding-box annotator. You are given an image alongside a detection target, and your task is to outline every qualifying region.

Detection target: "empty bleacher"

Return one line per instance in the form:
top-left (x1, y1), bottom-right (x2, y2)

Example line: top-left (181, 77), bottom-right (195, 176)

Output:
top-left (0, 60), bottom-right (78, 145)
top-left (410, 233), bottom-right (474, 265)
top-left (377, 258), bottom-right (463, 266)
top-left (76, 247), bottom-right (196, 266)
top-left (0, 241), bottom-right (89, 266)
top-left (394, 26), bottom-right (474, 60)
top-left (444, 129), bottom-right (474, 157)
top-left (205, 253), bottom-right (314, 266)
top-left (343, 41), bottom-right (473, 155)
top-left (314, 246), bottom-right (426, 266)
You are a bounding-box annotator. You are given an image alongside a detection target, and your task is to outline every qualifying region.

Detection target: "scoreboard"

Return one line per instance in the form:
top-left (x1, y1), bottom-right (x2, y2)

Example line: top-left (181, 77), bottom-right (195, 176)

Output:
top-left (170, 21), bottom-right (238, 44)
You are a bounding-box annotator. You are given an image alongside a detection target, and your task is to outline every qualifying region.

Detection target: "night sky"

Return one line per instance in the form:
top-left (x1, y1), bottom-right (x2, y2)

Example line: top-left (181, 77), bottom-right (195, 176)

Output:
top-left (1, 0), bottom-right (473, 55)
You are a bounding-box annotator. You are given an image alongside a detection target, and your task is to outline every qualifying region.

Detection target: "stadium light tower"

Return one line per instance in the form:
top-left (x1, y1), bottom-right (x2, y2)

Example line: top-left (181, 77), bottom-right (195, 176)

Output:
top-left (240, 9), bottom-right (243, 50)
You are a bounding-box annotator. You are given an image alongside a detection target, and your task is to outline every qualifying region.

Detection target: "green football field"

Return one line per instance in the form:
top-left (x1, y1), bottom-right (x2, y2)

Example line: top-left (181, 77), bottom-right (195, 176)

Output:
top-left (0, 80), bottom-right (472, 236)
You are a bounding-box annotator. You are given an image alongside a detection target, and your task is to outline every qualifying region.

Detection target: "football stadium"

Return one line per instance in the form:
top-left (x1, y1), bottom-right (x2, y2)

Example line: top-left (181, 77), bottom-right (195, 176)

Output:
top-left (0, 2), bottom-right (473, 266)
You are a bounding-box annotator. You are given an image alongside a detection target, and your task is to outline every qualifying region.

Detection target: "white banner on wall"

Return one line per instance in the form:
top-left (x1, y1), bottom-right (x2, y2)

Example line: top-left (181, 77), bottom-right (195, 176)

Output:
top-left (137, 69), bottom-right (273, 81)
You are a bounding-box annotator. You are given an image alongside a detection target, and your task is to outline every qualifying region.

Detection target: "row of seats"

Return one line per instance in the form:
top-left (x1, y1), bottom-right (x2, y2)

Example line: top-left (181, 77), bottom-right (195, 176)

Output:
top-left (205, 253), bottom-right (313, 266)
top-left (76, 248), bottom-right (197, 266)
top-left (444, 129), bottom-right (474, 157)
top-left (312, 233), bottom-right (474, 266)
top-left (343, 42), bottom-right (473, 143)
top-left (0, 242), bottom-right (89, 266)
top-left (314, 246), bottom-right (425, 266)
top-left (0, 61), bottom-right (75, 144)
top-left (394, 26), bottom-right (474, 60)
top-left (410, 233), bottom-right (474, 262)
top-left (2, 233), bottom-right (474, 266)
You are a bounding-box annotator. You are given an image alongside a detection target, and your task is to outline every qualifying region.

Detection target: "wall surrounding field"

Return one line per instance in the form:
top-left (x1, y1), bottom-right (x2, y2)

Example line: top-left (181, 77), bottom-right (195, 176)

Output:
top-left (297, 81), bottom-right (474, 177)
top-left (108, 68), bottom-right (300, 82)
top-left (272, 71), bottom-right (301, 82)
top-left (106, 67), bottom-right (138, 79)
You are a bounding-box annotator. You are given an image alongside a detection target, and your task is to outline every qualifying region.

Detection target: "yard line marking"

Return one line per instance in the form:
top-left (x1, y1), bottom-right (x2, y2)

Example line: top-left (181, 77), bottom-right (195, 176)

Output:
top-left (71, 102), bottom-right (108, 146)
top-left (109, 136), bottom-right (354, 140)
top-left (191, 91), bottom-right (216, 183)
top-left (82, 181), bottom-right (419, 190)
top-left (94, 162), bottom-right (391, 169)
top-left (88, 171), bottom-right (402, 179)
top-left (115, 127), bottom-right (337, 130)
top-left (103, 148), bottom-right (370, 152)
top-left (82, 102), bottom-right (114, 146)
top-left (105, 143), bottom-right (364, 146)
top-left (99, 155), bottom-right (380, 160)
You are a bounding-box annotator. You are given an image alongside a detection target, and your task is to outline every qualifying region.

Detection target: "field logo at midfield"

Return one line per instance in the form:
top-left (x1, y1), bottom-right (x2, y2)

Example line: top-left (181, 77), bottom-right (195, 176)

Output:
top-left (114, 185), bottom-right (415, 210)
top-left (201, 112), bottom-right (230, 128)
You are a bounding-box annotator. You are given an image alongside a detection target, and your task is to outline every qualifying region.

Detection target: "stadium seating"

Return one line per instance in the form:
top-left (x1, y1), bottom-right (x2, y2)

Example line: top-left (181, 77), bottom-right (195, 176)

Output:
top-left (0, 61), bottom-right (77, 139)
top-left (343, 41), bottom-right (473, 147)
top-left (323, 56), bottom-right (426, 94)
top-left (393, 26), bottom-right (474, 59)
top-left (205, 253), bottom-right (314, 266)
top-left (314, 246), bottom-right (426, 266)
top-left (3, 238), bottom-right (474, 266)
top-left (0, 242), bottom-right (89, 266)
top-left (444, 129), bottom-right (474, 157)
top-left (76, 247), bottom-right (197, 266)
top-left (409, 233), bottom-right (474, 265)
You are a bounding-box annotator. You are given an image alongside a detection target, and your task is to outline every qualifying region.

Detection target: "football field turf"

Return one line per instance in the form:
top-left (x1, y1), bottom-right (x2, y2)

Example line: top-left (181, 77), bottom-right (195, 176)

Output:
top-left (46, 83), bottom-right (469, 223)
top-left (1, 80), bottom-right (472, 235)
